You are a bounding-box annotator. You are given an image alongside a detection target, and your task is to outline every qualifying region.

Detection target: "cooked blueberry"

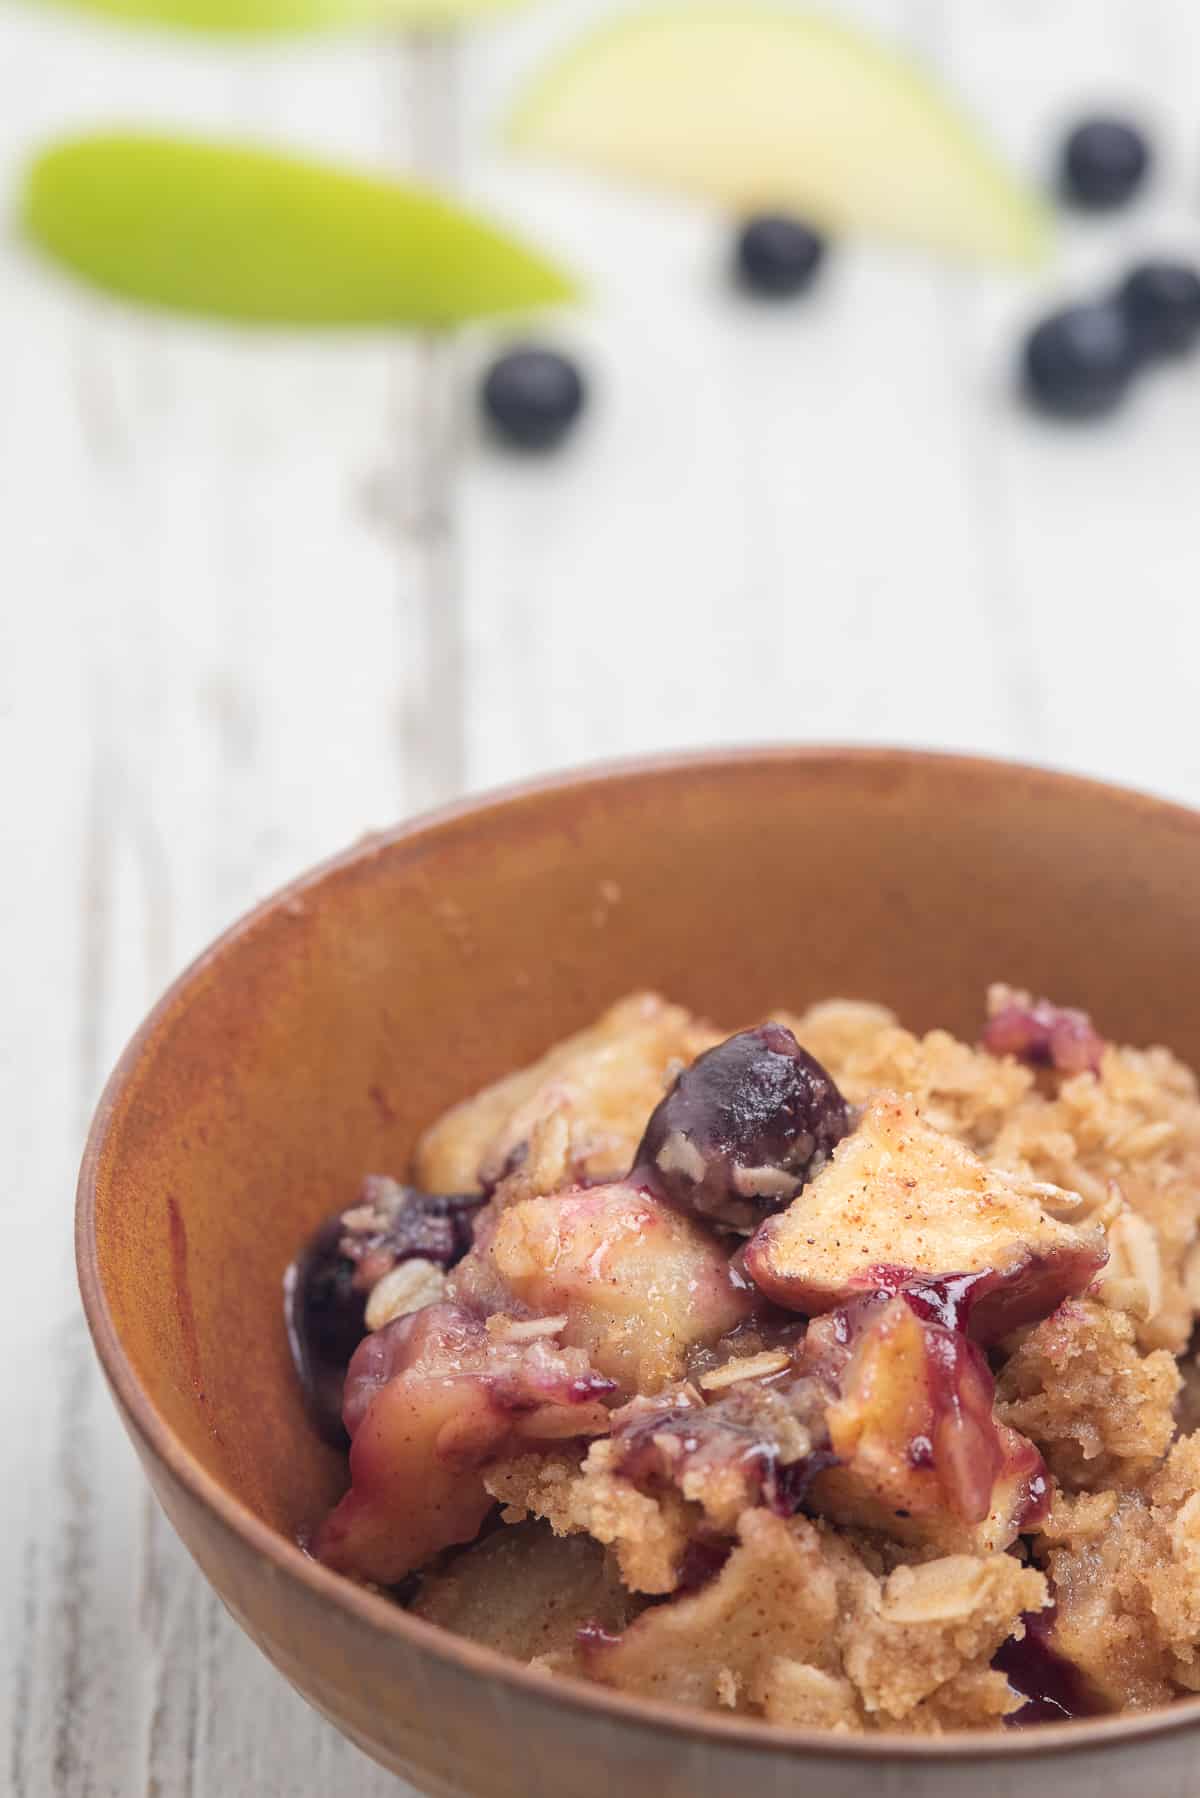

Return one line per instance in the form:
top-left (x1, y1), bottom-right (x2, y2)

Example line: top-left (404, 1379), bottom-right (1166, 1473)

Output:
top-left (284, 1181), bottom-right (485, 1444)
top-left (339, 1176), bottom-right (484, 1284)
top-left (993, 1611), bottom-right (1104, 1725)
top-left (1119, 260), bottom-right (1200, 359)
top-left (983, 995), bottom-right (1105, 1075)
top-left (635, 1023), bottom-right (850, 1232)
top-left (614, 1374), bottom-right (834, 1519)
top-left (481, 346), bottom-right (586, 449)
top-left (735, 214), bottom-right (827, 298)
top-left (284, 1215), bottom-right (368, 1447)
top-left (1060, 117), bottom-right (1151, 209)
top-left (1021, 302), bottom-right (1137, 419)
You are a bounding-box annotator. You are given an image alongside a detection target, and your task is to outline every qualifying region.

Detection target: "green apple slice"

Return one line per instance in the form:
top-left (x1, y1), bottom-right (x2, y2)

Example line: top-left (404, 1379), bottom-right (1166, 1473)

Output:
top-left (31, 0), bottom-right (529, 38)
top-left (509, 4), bottom-right (1050, 266)
top-left (21, 132), bottom-right (577, 326)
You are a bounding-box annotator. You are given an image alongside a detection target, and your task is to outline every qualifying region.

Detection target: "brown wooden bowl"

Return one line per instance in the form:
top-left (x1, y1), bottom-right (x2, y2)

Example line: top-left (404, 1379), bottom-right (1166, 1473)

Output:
top-left (77, 748), bottom-right (1200, 1796)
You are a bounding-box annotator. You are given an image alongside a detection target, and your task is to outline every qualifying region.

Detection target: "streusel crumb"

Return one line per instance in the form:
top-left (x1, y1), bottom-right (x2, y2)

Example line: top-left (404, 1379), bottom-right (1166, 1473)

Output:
top-left (299, 989), bottom-right (1200, 1735)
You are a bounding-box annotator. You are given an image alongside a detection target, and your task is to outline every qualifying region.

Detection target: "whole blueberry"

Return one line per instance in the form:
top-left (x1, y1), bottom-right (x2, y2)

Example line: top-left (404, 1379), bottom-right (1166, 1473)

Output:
top-left (1022, 302), bottom-right (1138, 419)
top-left (284, 1215), bottom-right (367, 1447)
top-left (736, 214), bottom-right (827, 299)
top-left (1118, 259), bottom-right (1200, 359)
top-left (481, 346), bottom-right (586, 450)
top-left (1060, 117), bottom-right (1151, 210)
top-left (636, 1023), bottom-right (849, 1232)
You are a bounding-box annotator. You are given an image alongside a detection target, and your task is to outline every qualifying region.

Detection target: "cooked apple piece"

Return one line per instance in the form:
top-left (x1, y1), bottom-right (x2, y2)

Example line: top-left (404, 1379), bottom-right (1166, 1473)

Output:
top-left (315, 1303), bottom-right (613, 1585)
top-left (745, 1092), bottom-right (1107, 1342)
top-left (635, 1023), bottom-right (849, 1232)
top-left (415, 992), bottom-right (720, 1193)
top-left (804, 1296), bottom-right (1048, 1554)
top-left (317, 1366), bottom-right (504, 1584)
top-left (449, 1180), bottom-right (756, 1395)
top-left (603, 1297), bottom-right (1046, 1557)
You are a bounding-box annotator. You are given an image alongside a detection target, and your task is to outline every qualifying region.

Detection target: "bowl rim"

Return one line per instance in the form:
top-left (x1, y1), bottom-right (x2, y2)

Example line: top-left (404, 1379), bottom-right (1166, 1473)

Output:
top-left (76, 743), bottom-right (1200, 1765)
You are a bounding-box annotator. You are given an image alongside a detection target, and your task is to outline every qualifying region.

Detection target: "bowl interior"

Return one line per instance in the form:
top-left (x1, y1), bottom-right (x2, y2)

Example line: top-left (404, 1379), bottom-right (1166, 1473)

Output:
top-left (83, 750), bottom-right (1200, 1552)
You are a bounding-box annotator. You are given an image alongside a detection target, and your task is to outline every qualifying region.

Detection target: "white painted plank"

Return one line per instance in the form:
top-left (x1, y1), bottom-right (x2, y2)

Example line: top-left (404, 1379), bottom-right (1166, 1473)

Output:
top-left (0, 10), bottom-right (451, 1793)
top-left (457, 0), bottom-right (1200, 801)
top-left (456, 0), bottom-right (1043, 784)
top-left (934, 0), bottom-right (1200, 806)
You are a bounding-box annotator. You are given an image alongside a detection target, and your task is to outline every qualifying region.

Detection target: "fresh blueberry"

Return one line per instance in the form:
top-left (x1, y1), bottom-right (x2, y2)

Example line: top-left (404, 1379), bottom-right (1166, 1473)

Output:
top-left (1021, 302), bottom-right (1138, 419)
top-left (481, 346), bottom-right (586, 450)
top-left (736, 214), bottom-right (827, 299)
top-left (1118, 259), bottom-right (1200, 359)
top-left (1060, 117), bottom-right (1151, 210)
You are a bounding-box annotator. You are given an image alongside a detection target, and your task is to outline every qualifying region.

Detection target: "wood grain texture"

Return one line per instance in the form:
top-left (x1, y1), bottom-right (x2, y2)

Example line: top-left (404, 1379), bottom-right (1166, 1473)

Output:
top-left (3, 0), bottom-right (1200, 1790)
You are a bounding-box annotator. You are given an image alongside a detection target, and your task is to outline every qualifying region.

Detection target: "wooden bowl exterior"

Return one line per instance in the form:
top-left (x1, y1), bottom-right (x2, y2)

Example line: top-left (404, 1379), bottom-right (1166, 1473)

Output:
top-left (77, 748), bottom-right (1200, 1795)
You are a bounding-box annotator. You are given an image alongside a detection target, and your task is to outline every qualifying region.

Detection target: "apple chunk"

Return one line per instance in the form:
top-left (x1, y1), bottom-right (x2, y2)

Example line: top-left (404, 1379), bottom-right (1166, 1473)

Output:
top-left (450, 1181), bottom-right (757, 1395)
top-left (805, 1296), bottom-right (1048, 1553)
top-left (604, 1294), bottom-right (1047, 1557)
top-left (315, 1303), bottom-right (613, 1585)
top-left (745, 1093), bottom-right (1107, 1343)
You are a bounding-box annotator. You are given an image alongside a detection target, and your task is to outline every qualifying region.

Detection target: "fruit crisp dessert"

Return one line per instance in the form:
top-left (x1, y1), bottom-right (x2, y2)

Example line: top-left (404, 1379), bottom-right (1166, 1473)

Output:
top-left (287, 987), bottom-right (1200, 1733)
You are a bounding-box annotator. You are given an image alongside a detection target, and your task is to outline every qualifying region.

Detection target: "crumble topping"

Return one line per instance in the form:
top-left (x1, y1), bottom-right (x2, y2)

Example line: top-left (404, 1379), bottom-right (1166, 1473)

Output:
top-left (288, 988), bottom-right (1200, 1734)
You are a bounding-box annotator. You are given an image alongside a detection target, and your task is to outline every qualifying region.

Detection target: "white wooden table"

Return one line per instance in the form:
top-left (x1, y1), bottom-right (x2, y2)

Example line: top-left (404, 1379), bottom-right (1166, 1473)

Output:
top-left (4, 0), bottom-right (1200, 1789)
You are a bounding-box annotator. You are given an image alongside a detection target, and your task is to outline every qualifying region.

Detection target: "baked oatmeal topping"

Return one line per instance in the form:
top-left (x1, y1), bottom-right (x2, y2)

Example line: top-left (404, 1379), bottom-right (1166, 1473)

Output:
top-left (288, 988), bottom-right (1200, 1736)
top-left (995, 1299), bottom-right (1180, 1490)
